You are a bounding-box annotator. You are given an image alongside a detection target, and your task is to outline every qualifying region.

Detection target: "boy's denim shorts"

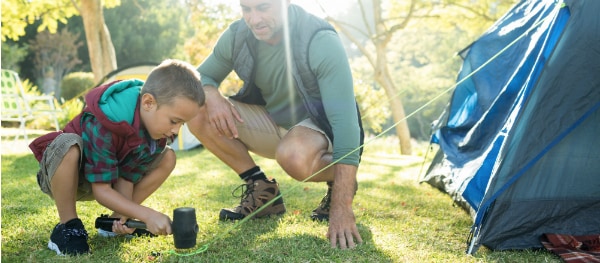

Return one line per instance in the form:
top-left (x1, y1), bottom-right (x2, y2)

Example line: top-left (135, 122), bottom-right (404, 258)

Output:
top-left (36, 133), bottom-right (94, 201)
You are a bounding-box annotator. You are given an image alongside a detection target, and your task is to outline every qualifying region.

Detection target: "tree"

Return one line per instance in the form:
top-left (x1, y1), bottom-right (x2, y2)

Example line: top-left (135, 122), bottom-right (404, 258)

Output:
top-left (321, 0), bottom-right (417, 154)
top-left (1, 0), bottom-right (120, 83)
top-left (1, 42), bottom-right (29, 72)
top-left (319, 0), bottom-right (515, 154)
top-left (183, 0), bottom-right (241, 95)
top-left (29, 28), bottom-right (83, 98)
top-left (351, 56), bottom-right (390, 135)
top-left (78, 0), bottom-right (118, 83)
top-left (104, 0), bottom-right (192, 65)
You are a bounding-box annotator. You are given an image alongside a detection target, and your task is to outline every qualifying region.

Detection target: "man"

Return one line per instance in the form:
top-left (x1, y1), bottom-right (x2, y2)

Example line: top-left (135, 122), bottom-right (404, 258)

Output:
top-left (187, 0), bottom-right (364, 249)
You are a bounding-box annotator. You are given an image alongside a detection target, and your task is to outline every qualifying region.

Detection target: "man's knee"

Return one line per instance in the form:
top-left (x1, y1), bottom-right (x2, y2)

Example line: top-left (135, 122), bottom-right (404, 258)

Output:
top-left (186, 109), bottom-right (215, 140)
top-left (276, 141), bottom-right (312, 179)
top-left (159, 148), bottom-right (177, 172)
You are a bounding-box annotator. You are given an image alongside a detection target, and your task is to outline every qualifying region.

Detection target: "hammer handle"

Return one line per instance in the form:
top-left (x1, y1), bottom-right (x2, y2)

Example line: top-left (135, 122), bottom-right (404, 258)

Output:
top-left (95, 217), bottom-right (147, 229)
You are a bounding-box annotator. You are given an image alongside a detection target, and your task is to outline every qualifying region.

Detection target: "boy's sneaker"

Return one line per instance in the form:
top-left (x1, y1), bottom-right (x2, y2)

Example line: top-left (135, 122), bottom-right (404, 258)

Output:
top-left (97, 228), bottom-right (156, 238)
top-left (310, 182), bottom-right (333, 221)
top-left (219, 178), bottom-right (286, 220)
top-left (48, 218), bottom-right (90, 256)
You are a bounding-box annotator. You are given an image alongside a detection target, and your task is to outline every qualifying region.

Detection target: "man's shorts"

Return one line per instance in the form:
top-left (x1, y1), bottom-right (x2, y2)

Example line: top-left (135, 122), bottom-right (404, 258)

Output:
top-left (36, 133), bottom-right (169, 201)
top-left (230, 99), bottom-right (333, 159)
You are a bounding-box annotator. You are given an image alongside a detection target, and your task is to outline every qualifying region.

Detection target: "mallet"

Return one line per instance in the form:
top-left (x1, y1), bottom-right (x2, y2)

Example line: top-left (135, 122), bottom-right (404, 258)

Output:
top-left (94, 207), bottom-right (199, 249)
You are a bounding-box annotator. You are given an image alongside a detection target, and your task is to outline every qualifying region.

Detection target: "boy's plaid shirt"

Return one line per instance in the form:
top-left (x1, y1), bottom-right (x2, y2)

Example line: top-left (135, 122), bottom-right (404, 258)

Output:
top-left (80, 113), bottom-right (166, 184)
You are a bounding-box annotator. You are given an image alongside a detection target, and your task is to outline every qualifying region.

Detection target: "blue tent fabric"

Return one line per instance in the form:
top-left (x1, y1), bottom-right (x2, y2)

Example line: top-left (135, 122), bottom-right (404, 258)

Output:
top-left (435, 0), bottom-right (560, 166)
top-left (423, 0), bottom-right (600, 254)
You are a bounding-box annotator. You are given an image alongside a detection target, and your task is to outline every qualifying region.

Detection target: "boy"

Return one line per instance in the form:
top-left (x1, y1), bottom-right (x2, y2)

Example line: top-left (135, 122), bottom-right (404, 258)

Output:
top-left (29, 59), bottom-right (205, 256)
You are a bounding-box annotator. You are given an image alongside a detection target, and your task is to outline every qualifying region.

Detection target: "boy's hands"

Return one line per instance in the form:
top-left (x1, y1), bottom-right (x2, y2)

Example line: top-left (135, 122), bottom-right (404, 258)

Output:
top-left (109, 212), bottom-right (172, 236)
top-left (93, 182), bottom-right (173, 236)
top-left (141, 211), bottom-right (172, 236)
top-left (111, 217), bottom-right (136, 235)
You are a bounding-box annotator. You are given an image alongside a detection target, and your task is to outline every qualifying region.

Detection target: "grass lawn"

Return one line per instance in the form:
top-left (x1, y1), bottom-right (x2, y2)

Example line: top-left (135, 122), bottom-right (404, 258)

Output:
top-left (0, 135), bottom-right (561, 262)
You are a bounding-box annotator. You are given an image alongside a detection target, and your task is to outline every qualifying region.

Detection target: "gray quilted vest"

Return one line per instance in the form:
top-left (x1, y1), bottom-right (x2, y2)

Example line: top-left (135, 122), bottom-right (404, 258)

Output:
top-left (229, 4), bottom-right (363, 147)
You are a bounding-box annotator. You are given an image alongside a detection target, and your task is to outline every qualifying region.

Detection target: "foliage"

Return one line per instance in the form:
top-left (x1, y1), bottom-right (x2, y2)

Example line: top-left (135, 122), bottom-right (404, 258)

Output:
top-left (184, 0), bottom-right (238, 66)
top-left (351, 56), bottom-right (391, 134)
top-left (0, 0), bottom-right (120, 42)
top-left (326, 0), bottom-right (518, 141)
top-left (11, 0), bottom-right (191, 86)
top-left (387, 26), bottom-right (464, 140)
top-left (1, 0), bottom-right (77, 41)
top-left (16, 79), bottom-right (60, 130)
top-left (183, 0), bottom-right (242, 95)
top-left (28, 28), bottom-right (83, 99)
top-left (387, 0), bottom-right (517, 140)
top-left (3, 0), bottom-right (523, 144)
top-left (16, 78), bottom-right (82, 130)
top-left (1, 0), bottom-right (122, 85)
top-left (103, 0), bottom-right (192, 65)
top-left (60, 72), bottom-right (95, 101)
top-left (56, 97), bottom-right (85, 129)
top-left (0, 42), bottom-right (29, 72)
top-left (0, 138), bottom-right (562, 262)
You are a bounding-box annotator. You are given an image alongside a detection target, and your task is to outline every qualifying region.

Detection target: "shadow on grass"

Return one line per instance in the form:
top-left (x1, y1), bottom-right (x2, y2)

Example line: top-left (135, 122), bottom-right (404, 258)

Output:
top-left (156, 221), bottom-right (391, 262)
top-left (3, 143), bottom-right (532, 262)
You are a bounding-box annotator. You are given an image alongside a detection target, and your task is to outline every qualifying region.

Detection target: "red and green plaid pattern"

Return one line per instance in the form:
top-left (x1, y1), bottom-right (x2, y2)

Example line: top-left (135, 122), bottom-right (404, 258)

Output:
top-left (541, 233), bottom-right (600, 263)
top-left (81, 114), bottom-right (165, 184)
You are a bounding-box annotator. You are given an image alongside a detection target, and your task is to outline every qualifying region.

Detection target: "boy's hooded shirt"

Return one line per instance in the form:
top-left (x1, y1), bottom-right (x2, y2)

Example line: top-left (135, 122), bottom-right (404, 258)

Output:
top-left (30, 80), bottom-right (170, 184)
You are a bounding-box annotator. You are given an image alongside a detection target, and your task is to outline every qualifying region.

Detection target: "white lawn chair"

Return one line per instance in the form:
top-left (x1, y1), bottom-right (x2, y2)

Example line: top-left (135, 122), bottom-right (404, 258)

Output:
top-left (1, 69), bottom-right (60, 141)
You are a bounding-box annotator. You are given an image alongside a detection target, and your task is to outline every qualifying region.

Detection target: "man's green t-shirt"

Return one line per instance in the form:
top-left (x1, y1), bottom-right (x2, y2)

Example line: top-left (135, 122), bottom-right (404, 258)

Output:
top-left (199, 28), bottom-right (360, 166)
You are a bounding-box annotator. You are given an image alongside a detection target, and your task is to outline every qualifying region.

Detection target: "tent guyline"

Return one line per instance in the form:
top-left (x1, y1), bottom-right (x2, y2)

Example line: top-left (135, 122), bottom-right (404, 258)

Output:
top-left (418, 2), bottom-right (563, 181)
top-left (425, 0), bottom-right (600, 255)
top-left (154, 5), bottom-right (557, 259)
top-left (161, 1), bottom-right (586, 258)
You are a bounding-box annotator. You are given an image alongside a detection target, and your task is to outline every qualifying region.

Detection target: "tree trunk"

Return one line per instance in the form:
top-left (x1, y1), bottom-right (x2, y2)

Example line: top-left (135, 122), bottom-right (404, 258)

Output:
top-left (373, 0), bottom-right (412, 155)
top-left (79, 0), bottom-right (117, 83)
top-left (377, 76), bottom-right (412, 154)
top-left (374, 45), bottom-right (413, 155)
top-left (325, 0), bottom-right (413, 155)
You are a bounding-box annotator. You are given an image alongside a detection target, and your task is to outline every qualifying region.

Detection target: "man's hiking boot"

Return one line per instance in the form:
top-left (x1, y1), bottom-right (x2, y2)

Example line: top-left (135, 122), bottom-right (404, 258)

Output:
top-left (219, 178), bottom-right (286, 220)
top-left (310, 181), bottom-right (358, 221)
top-left (48, 218), bottom-right (90, 256)
top-left (310, 182), bottom-right (333, 221)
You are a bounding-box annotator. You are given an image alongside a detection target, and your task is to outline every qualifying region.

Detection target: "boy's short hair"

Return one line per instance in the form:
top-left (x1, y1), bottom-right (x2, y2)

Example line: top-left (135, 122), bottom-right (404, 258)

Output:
top-left (142, 59), bottom-right (205, 107)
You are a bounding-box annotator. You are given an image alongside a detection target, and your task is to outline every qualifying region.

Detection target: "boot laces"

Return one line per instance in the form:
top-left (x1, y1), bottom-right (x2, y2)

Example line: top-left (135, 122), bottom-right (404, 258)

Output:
top-left (232, 180), bottom-right (256, 205)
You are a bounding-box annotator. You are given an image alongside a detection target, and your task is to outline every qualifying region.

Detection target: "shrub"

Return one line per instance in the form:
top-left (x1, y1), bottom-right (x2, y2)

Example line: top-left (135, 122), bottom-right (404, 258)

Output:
top-left (1, 42), bottom-right (29, 72)
top-left (18, 79), bottom-right (61, 131)
top-left (60, 72), bottom-right (95, 101)
top-left (57, 97), bottom-right (84, 128)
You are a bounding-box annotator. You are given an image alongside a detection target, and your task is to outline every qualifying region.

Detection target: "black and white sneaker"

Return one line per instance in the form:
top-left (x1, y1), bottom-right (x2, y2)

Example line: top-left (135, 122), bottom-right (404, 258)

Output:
top-left (48, 218), bottom-right (90, 256)
top-left (97, 227), bottom-right (155, 238)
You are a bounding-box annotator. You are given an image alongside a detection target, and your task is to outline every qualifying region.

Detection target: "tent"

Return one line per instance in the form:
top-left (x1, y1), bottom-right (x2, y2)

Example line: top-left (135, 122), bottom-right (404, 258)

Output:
top-left (422, 0), bottom-right (600, 254)
top-left (99, 63), bottom-right (202, 151)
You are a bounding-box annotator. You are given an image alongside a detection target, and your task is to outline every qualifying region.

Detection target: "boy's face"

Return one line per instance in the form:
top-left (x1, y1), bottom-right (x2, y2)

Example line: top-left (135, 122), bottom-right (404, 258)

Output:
top-left (140, 94), bottom-right (200, 140)
top-left (240, 0), bottom-right (290, 45)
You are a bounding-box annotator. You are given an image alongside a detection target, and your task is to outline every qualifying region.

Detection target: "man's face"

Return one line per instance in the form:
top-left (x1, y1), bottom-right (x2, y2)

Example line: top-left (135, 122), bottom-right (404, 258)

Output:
top-left (240, 0), bottom-right (289, 45)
